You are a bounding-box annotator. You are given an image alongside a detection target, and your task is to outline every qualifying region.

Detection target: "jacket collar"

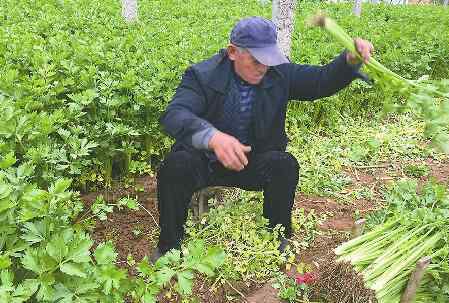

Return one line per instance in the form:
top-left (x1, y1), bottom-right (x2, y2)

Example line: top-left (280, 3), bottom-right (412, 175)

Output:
top-left (205, 49), bottom-right (285, 93)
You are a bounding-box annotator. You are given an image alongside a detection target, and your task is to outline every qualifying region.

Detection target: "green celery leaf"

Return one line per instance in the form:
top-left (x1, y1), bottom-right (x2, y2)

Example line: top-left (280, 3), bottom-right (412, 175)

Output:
top-left (36, 273), bottom-right (55, 301)
top-left (203, 246), bottom-right (225, 269)
top-left (186, 240), bottom-right (204, 259)
top-left (20, 188), bottom-right (48, 221)
top-left (0, 269), bottom-right (14, 287)
top-left (0, 198), bottom-right (14, 213)
top-left (176, 270), bottom-right (194, 295)
top-left (96, 264), bottom-right (127, 295)
top-left (0, 152), bottom-right (16, 169)
top-left (136, 257), bottom-right (155, 277)
top-left (155, 267), bottom-right (176, 287)
top-left (0, 255), bottom-right (12, 270)
top-left (46, 236), bottom-right (68, 263)
top-left (164, 249), bottom-right (181, 264)
top-left (21, 249), bottom-right (44, 274)
top-left (53, 283), bottom-right (74, 303)
top-left (60, 262), bottom-right (86, 278)
top-left (143, 292), bottom-right (157, 303)
top-left (67, 237), bottom-right (92, 263)
top-left (0, 184), bottom-right (12, 200)
top-left (117, 196), bottom-right (139, 210)
top-left (49, 179), bottom-right (72, 195)
top-left (16, 163), bottom-right (34, 179)
top-left (192, 263), bottom-right (214, 277)
top-left (20, 221), bottom-right (47, 244)
top-left (13, 279), bottom-right (39, 301)
top-left (94, 241), bottom-right (117, 265)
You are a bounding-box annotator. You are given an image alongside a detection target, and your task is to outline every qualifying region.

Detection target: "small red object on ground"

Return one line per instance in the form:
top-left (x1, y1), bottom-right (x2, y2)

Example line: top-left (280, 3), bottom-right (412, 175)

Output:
top-left (295, 272), bottom-right (316, 285)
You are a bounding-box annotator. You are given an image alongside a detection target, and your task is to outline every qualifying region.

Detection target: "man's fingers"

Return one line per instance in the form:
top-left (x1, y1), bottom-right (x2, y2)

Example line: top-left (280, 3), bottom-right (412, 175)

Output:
top-left (220, 147), bottom-right (244, 171)
top-left (354, 38), bottom-right (374, 64)
top-left (242, 145), bottom-right (252, 153)
top-left (229, 153), bottom-right (244, 170)
top-left (234, 146), bottom-right (248, 167)
top-left (210, 132), bottom-right (251, 171)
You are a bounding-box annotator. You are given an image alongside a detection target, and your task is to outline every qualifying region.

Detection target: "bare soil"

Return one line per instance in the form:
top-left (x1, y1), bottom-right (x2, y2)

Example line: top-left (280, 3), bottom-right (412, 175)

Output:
top-left (79, 158), bottom-right (448, 302)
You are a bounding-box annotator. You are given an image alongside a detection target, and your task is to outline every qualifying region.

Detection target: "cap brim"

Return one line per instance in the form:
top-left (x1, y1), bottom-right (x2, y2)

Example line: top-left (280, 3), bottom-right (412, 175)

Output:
top-left (247, 44), bottom-right (289, 66)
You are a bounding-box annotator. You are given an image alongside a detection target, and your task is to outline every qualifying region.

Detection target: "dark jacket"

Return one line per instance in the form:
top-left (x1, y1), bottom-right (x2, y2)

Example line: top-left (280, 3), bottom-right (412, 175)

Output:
top-left (160, 49), bottom-right (359, 154)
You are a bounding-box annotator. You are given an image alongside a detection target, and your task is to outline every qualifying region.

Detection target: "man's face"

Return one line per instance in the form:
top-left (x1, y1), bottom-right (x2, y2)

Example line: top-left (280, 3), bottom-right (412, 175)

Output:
top-left (228, 45), bottom-right (269, 85)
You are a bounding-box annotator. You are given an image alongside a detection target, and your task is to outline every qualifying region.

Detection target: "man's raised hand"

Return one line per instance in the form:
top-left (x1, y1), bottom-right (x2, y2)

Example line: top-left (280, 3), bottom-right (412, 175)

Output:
top-left (346, 38), bottom-right (374, 65)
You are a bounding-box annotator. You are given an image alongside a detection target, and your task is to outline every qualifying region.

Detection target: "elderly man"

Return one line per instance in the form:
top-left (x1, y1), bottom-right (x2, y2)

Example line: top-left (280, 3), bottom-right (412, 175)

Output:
top-left (152, 16), bottom-right (373, 261)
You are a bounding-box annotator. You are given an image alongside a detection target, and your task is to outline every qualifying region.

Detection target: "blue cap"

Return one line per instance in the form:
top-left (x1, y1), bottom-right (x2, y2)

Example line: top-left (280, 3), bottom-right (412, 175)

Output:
top-left (230, 16), bottom-right (289, 66)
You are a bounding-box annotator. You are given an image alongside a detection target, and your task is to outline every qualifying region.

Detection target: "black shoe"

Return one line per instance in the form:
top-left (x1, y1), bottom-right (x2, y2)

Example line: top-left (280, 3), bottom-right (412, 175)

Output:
top-left (150, 247), bottom-right (163, 264)
top-left (278, 237), bottom-right (290, 253)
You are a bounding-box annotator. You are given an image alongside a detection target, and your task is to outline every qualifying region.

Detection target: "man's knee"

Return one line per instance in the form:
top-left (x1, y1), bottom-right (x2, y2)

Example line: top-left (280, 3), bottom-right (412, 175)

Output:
top-left (158, 151), bottom-right (198, 180)
top-left (270, 151), bottom-right (298, 171)
top-left (267, 151), bottom-right (299, 182)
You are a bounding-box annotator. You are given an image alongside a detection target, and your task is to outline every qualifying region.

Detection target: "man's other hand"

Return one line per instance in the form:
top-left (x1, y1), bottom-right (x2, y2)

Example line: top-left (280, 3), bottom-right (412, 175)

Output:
top-left (208, 131), bottom-right (251, 171)
top-left (346, 38), bottom-right (374, 65)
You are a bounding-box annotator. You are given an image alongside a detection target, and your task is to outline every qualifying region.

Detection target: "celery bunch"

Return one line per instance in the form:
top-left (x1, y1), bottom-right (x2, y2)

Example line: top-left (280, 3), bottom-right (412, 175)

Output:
top-left (335, 180), bottom-right (449, 302)
top-left (310, 14), bottom-right (449, 153)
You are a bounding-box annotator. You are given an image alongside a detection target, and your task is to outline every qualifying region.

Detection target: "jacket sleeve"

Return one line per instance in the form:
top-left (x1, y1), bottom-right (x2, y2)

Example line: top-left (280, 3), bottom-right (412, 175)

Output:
top-left (159, 67), bottom-right (215, 146)
top-left (288, 51), bottom-right (361, 101)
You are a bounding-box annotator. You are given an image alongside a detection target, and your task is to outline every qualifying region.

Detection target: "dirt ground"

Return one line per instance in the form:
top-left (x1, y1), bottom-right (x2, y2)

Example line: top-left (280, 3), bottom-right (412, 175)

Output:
top-left (79, 157), bottom-right (449, 303)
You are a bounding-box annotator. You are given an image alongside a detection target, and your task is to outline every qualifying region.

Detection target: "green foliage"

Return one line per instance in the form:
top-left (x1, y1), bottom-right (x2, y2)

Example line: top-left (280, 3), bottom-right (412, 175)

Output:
top-left (0, 158), bottom-right (131, 302)
top-left (273, 273), bottom-right (302, 302)
top-left (366, 178), bottom-right (449, 228)
top-left (1, 0), bottom-right (449, 301)
top-left (131, 240), bottom-right (224, 302)
top-left (312, 13), bottom-right (449, 152)
top-left (291, 208), bottom-right (326, 252)
top-left (0, 157), bottom-right (224, 301)
top-left (185, 191), bottom-right (322, 285)
top-left (289, 114), bottom-right (436, 196)
top-left (404, 163), bottom-right (430, 178)
top-left (1, 1), bottom-right (448, 189)
top-left (186, 192), bottom-right (287, 282)
top-left (0, 0), bottom-right (266, 188)
top-left (289, 3), bottom-right (449, 132)
top-left (338, 179), bottom-right (449, 302)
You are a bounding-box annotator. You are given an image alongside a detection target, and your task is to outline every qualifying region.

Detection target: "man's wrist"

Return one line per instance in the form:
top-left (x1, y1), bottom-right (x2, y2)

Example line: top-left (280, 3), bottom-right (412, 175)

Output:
top-left (192, 127), bottom-right (217, 150)
top-left (344, 49), bottom-right (362, 66)
top-left (207, 129), bottom-right (218, 150)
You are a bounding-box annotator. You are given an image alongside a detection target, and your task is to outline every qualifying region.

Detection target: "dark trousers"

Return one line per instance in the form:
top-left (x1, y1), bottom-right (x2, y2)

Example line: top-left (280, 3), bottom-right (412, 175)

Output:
top-left (156, 149), bottom-right (299, 253)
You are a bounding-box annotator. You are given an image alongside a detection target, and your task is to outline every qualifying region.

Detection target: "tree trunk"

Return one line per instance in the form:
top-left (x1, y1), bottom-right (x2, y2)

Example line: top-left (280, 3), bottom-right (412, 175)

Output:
top-left (444, 0), bottom-right (448, 6)
top-left (272, 0), bottom-right (296, 58)
top-left (353, 0), bottom-right (362, 17)
top-left (122, 0), bottom-right (138, 22)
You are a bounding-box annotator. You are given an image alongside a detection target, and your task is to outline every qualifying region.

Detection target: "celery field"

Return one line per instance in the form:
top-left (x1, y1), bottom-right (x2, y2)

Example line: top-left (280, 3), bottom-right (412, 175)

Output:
top-left (0, 0), bottom-right (448, 302)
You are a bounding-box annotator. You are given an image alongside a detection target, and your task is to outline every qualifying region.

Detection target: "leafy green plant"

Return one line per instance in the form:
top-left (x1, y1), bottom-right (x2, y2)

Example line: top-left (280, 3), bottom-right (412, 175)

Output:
top-left (81, 195), bottom-right (139, 222)
top-left (273, 267), bottom-right (316, 303)
top-left (404, 163), bottom-right (430, 178)
top-left (1, 1), bottom-right (449, 301)
top-left (273, 272), bottom-right (302, 302)
top-left (0, 156), bottom-right (130, 302)
top-left (310, 13), bottom-right (449, 152)
top-left (336, 179), bottom-right (449, 302)
top-left (291, 208), bottom-right (326, 253)
top-left (185, 193), bottom-right (287, 283)
top-left (131, 240), bottom-right (224, 302)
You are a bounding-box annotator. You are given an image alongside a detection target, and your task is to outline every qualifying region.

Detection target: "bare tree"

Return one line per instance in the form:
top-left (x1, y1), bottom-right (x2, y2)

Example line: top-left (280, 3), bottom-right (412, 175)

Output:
top-left (353, 0), bottom-right (362, 17)
top-left (122, 0), bottom-right (138, 22)
top-left (272, 0), bottom-right (297, 58)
